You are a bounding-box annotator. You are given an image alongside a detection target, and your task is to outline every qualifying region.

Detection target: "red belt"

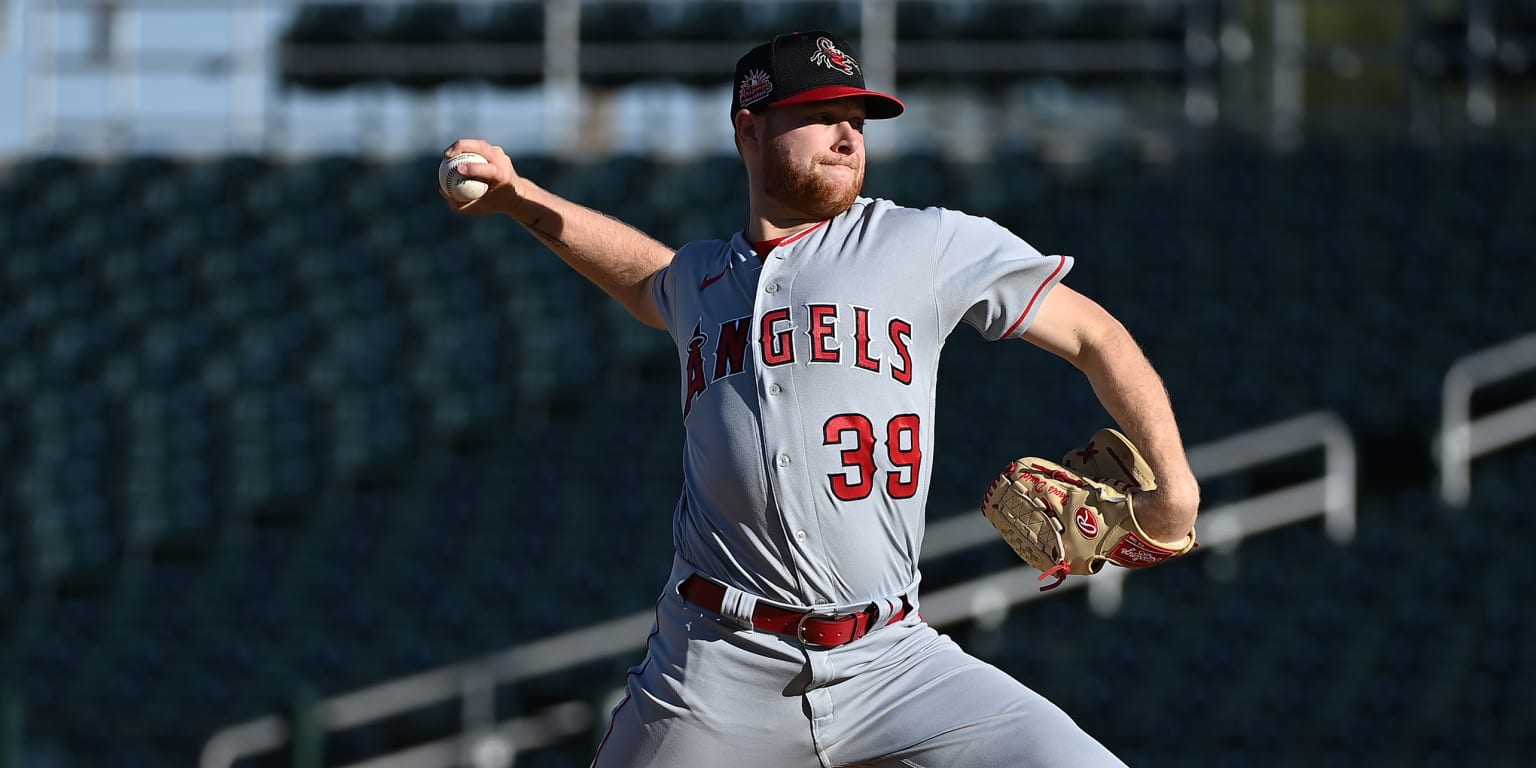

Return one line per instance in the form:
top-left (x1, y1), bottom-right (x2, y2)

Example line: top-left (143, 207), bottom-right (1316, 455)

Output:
top-left (678, 575), bottom-right (910, 649)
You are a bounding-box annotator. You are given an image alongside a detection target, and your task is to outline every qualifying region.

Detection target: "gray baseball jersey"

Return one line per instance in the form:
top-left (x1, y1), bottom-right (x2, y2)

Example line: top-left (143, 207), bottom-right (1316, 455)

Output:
top-left (653, 196), bottom-right (1070, 608)
top-left (592, 197), bottom-right (1126, 768)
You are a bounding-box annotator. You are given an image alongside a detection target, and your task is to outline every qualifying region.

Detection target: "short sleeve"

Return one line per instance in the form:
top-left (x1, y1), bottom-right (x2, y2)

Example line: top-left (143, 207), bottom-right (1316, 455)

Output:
top-left (650, 262), bottom-right (677, 339)
top-left (933, 209), bottom-right (1073, 341)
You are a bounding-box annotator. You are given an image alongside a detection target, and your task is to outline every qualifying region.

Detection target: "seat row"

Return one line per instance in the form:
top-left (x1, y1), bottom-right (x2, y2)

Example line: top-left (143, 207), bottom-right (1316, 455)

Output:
top-left (278, 0), bottom-right (1199, 90)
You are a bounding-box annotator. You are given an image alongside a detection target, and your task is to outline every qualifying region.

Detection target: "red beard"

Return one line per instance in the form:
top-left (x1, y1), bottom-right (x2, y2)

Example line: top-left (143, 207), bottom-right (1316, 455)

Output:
top-left (762, 148), bottom-right (863, 220)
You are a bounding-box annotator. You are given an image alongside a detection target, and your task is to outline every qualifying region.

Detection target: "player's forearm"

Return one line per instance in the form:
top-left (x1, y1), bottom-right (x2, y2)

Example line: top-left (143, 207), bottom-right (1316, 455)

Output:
top-left (507, 177), bottom-right (674, 329)
top-left (1075, 327), bottom-right (1200, 541)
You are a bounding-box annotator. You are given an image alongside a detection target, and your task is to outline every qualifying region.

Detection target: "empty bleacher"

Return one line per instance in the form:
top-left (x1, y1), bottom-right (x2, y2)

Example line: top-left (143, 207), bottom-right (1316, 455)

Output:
top-left (0, 138), bottom-right (1532, 765)
top-left (275, 0), bottom-right (1206, 92)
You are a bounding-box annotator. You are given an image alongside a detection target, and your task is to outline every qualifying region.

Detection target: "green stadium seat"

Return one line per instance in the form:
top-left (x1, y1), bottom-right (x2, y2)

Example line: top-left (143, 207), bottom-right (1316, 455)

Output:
top-left (279, 2), bottom-right (392, 91)
top-left (674, 0), bottom-right (757, 41)
top-left (579, 0), bottom-right (663, 42)
top-left (474, 0), bottom-right (545, 45)
top-left (227, 383), bottom-right (325, 519)
top-left (8, 142), bottom-right (1536, 768)
top-left (896, 0), bottom-right (983, 41)
top-left (14, 387), bottom-right (117, 593)
top-left (472, 0), bottom-right (548, 91)
top-left (382, 2), bottom-right (470, 91)
top-left (765, 1), bottom-right (861, 39)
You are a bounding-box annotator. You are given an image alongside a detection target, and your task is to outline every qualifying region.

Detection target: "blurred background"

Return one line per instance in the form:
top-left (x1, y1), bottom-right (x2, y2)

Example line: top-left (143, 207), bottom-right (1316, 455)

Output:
top-left (0, 0), bottom-right (1531, 766)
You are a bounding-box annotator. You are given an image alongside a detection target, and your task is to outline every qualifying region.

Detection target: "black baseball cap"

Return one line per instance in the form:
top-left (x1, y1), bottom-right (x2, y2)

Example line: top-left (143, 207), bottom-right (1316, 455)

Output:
top-left (731, 31), bottom-right (905, 120)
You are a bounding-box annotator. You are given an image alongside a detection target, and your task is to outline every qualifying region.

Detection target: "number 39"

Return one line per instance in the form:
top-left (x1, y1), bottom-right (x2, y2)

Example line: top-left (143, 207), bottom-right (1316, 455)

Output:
top-left (822, 413), bottom-right (923, 501)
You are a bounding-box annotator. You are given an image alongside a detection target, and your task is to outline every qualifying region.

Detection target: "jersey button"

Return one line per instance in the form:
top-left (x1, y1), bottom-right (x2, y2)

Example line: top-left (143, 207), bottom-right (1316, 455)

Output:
top-left (765, 282), bottom-right (779, 294)
top-left (768, 383), bottom-right (782, 396)
top-left (777, 454), bottom-right (791, 467)
top-left (795, 530), bottom-right (807, 543)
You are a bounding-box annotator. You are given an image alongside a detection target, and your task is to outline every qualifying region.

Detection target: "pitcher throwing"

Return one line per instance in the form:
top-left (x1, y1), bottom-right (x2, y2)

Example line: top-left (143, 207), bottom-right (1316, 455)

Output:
top-left (443, 30), bottom-right (1200, 768)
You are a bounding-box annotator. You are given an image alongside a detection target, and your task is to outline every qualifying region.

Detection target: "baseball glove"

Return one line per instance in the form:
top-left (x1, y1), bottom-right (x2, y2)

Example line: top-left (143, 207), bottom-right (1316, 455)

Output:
top-left (981, 428), bottom-right (1196, 591)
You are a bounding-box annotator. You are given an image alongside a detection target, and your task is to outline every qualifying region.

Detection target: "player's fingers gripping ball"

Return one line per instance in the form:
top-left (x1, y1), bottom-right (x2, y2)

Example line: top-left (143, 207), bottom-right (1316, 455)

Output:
top-left (439, 152), bottom-right (489, 202)
top-left (981, 429), bottom-right (1196, 591)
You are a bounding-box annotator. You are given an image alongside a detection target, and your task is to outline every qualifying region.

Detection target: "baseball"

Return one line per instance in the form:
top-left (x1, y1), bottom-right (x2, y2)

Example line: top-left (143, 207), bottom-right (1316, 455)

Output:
top-left (439, 152), bottom-right (489, 202)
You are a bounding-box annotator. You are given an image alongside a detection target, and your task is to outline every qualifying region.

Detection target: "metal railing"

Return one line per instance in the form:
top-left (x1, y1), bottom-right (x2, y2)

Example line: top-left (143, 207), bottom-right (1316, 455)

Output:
top-left (201, 410), bottom-right (1356, 768)
top-left (1438, 331), bottom-right (1536, 507)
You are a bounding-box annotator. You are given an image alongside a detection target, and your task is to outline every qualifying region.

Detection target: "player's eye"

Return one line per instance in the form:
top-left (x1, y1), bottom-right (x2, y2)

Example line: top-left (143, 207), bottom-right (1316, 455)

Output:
top-left (819, 113), bottom-right (865, 132)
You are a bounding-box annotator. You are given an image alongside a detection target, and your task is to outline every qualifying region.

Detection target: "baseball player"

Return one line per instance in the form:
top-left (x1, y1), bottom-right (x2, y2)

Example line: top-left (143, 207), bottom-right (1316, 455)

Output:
top-left (444, 30), bottom-right (1199, 768)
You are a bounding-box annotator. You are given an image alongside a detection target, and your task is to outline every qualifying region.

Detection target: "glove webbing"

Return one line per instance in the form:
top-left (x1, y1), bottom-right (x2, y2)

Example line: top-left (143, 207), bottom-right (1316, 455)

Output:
top-left (1024, 462), bottom-right (1138, 592)
top-left (1021, 492), bottom-right (1072, 591)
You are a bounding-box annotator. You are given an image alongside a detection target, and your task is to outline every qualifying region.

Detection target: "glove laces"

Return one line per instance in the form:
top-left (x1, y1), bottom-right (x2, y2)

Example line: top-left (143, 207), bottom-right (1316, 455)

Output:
top-left (1025, 494), bottom-right (1072, 592)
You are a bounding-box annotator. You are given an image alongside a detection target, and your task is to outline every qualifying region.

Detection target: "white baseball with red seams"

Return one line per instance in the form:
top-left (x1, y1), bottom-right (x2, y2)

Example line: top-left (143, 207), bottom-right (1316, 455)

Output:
top-left (439, 152), bottom-right (488, 202)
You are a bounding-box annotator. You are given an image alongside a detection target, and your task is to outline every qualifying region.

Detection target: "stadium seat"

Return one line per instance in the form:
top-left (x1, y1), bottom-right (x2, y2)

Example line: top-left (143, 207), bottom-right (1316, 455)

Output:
top-left (666, 0), bottom-right (754, 42)
top-left (862, 150), bottom-right (952, 209)
top-left (10, 141), bottom-right (1536, 768)
top-left (322, 377), bottom-right (417, 485)
top-left (14, 386), bottom-right (119, 593)
top-left (226, 383), bottom-right (326, 520)
top-left (470, 0), bottom-right (548, 90)
top-left (409, 314), bottom-right (513, 444)
top-left (380, 2), bottom-right (469, 91)
top-left (578, 2), bottom-right (657, 86)
top-left (472, 0), bottom-right (544, 45)
top-left (579, 0), bottom-right (663, 42)
top-left (765, 0), bottom-right (862, 39)
top-left (279, 2), bottom-right (392, 91)
top-left (0, 409), bottom-right (16, 596)
top-left (897, 0), bottom-right (980, 41)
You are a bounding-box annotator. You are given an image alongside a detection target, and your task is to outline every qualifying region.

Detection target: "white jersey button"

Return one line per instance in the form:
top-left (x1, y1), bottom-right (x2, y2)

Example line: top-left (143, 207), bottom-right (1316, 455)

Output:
top-left (765, 282), bottom-right (779, 294)
top-left (794, 530), bottom-right (807, 543)
top-left (768, 383), bottom-right (782, 396)
top-left (777, 454), bottom-right (791, 467)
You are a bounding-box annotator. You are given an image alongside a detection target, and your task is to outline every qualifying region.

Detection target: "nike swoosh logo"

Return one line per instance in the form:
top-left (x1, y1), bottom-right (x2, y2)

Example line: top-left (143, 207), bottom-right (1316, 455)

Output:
top-left (699, 267), bottom-right (729, 290)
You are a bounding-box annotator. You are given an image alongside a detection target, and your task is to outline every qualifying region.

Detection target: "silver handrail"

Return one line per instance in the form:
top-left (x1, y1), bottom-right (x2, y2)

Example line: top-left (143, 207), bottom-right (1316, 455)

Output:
top-left (202, 410), bottom-right (1356, 768)
top-left (1438, 331), bottom-right (1536, 507)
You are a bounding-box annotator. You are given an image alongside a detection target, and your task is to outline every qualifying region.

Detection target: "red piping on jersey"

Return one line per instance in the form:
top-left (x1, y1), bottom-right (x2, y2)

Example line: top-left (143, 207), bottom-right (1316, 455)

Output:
top-left (780, 220), bottom-right (828, 245)
top-left (1002, 254), bottom-right (1068, 339)
top-left (752, 220), bottom-right (829, 259)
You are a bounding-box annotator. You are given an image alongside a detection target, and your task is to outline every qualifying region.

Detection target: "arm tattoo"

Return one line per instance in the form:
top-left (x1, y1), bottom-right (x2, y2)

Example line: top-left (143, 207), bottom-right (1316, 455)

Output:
top-left (523, 217), bottom-right (571, 250)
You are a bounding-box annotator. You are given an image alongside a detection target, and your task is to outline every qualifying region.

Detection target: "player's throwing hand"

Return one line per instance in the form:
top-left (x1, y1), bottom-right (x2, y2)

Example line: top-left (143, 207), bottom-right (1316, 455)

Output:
top-left (439, 140), bottom-right (524, 215)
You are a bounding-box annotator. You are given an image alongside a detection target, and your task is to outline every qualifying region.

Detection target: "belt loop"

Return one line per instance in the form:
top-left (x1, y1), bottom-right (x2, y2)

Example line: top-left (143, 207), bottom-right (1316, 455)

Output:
top-left (870, 596), bottom-right (902, 626)
top-left (718, 584), bottom-right (759, 630)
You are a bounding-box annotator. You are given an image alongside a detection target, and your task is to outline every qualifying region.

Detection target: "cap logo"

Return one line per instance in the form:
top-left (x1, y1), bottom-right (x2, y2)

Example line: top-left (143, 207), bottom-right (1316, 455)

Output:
top-left (812, 37), bottom-right (859, 76)
top-left (738, 68), bottom-right (773, 107)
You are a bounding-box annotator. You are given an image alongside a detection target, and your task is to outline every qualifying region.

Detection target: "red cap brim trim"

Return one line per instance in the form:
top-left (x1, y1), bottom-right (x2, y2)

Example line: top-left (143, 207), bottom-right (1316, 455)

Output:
top-left (768, 85), bottom-right (905, 119)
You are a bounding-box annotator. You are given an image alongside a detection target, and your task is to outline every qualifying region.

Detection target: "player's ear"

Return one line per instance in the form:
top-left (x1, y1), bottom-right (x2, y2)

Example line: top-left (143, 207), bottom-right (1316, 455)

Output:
top-left (734, 108), bottom-right (761, 150)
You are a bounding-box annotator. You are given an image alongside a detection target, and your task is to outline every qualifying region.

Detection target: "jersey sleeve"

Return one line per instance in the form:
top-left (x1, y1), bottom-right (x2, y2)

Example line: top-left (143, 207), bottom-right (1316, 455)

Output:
top-left (933, 209), bottom-right (1073, 341)
top-left (650, 261), bottom-right (678, 340)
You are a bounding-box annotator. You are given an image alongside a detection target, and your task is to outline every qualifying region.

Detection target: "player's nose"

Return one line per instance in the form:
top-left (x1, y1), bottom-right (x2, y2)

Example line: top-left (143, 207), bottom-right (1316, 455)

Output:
top-left (832, 124), bottom-right (861, 155)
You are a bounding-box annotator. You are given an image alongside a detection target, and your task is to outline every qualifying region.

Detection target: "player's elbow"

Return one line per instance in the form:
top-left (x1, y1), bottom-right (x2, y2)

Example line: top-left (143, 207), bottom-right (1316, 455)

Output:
top-left (631, 308), bottom-right (668, 330)
top-left (1068, 310), bottom-right (1139, 375)
top-left (618, 273), bottom-right (667, 329)
top-left (1024, 287), bottom-right (1133, 371)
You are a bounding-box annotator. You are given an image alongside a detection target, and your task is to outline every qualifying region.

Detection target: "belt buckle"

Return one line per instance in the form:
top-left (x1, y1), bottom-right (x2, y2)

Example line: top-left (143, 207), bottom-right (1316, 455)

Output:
top-left (794, 609), bottom-right (854, 649)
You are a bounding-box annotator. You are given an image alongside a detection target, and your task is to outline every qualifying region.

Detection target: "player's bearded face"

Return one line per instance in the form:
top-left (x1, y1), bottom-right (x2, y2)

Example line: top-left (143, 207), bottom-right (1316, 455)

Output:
top-left (761, 113), bottom-right (865, 219)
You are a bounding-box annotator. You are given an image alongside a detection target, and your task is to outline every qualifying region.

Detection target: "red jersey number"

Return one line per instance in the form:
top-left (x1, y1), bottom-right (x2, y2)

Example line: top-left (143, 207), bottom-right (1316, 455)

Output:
top-left (822, 413), bottom-right (923, 501)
